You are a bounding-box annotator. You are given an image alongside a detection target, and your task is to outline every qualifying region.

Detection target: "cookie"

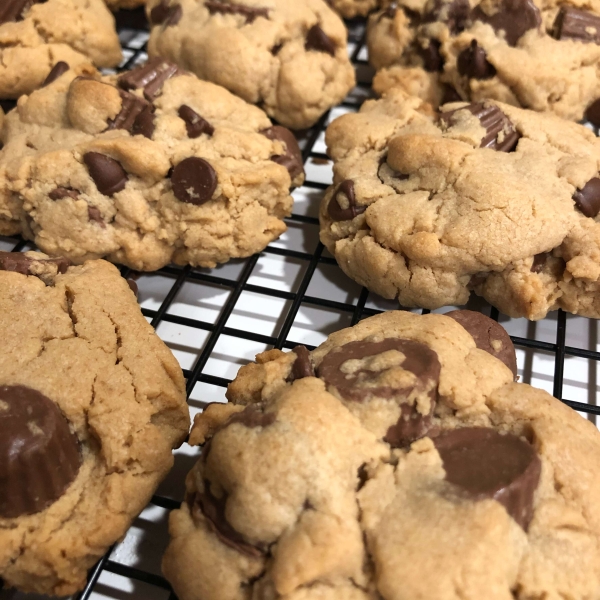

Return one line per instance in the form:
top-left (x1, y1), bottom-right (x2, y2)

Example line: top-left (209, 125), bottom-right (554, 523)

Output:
top-left (326, 0), bottom-right (380, 18)
top-left (105, 0), bottom-right (147, 9)
top-left (367, 0), bottom-right (600, 124)
top-left (145, 0), bottom-right (356, 129)
top-left (0, 251), bottom-right (190, 595)
top-left (163, 309), bottom-right (600, 600)
top-left (0, 60), bottom-right (304, 270)
top-left (319, 89), bottom-right (600, 320)
top-left (0, 0), bottom-right (122, 100)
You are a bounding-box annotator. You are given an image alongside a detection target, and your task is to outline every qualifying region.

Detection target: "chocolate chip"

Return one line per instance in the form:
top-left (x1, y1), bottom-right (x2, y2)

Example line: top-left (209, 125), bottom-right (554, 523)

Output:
top-left (271, 42), bottom-right (283, 55)
top-left (471, 0), bottom-right (541, 47)
top-left (585, 98), bottom-right (600, 127)
top-left (440, 102), bottom-right (520, 152)
top-left (0, 385), bottom-right (81, 518)
top-left (434, 427), bottom-right (541, 529)
top-left (163, 3), bottom-right (182, 26)
top-left (127, 278), bottom-right (139, 298)
top-left (553, 6), bottom-right (600, 44)
top-left (83, 152), bottom-right (128, 197)
top-left (530, 252), bottom-right (548, 273)
top-left (441, 84), bottom-right (462, 104)
top-left (260, 126), bottom-right (304, 183)
top-left (150, 0), bottom-right (170, 23)
top-left (178, 105), bottom-right (215, 138)
top-left (132, 104), bottom-right (156, 139)
top-left (425, 0), bottom-right (470, 33)
top-left (573, 178), bottom-right (600, 218)
top-left (0, 251), bottom-right (70, 276)
top-left (420, 39), bottom-right (444, 72)
top-left (289, 345), bottom-right (314, 381)
top-left (118, 58), bottom-right (181, 101)
top-left (317, 338), bottom-right (441, 447)
top-left (327, 180), bottom-right (366, 221)
top-left (49, 187), bottom-right (79, 200)
top-left (457, 40), bottom-right (496, 79)
top-left (0, 0), bottom-right (38, 25)
top-left (87, 206), bottom-right (105, 228)
top-left (107, 90), bottom-right (151, 133)
top-left (41, 61), bottom-right (69, 88)
top-left (306, 24), bottom-right (336, 56)
top-left (171, 157), bottom-right (218, 205)
top-left (445, 310), bottom-right (517, 378)
top-left (205, 0), bottom-right (269, 23)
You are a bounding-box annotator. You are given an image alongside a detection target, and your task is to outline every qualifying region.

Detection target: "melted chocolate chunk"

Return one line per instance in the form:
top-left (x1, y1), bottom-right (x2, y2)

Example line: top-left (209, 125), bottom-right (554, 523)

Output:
top-left (327, 180), bottom-right (366, 221)
top-left (49, 187), bottom-right (79, 200)
top-left (442, 84), bottom-right (462, 104)
top-left (171, 157), bottom-right (218, 205)
top-left (118, 58), bottom-right (181, 101)
top-left (83, 152), bottom-right (128, 197)
top-left (150, 0), bottom-right (171, 23)
top-left (87, 206), bottom-right (105, 227)
top-left (178, 105), bottom-right (215, 138)
top-left (425, 0), bottom-right (470, 33)
top-left (440, 102), bottom-right (520, 151)
top-left (0, 0), bottom-right (38, 25)
top-left (41, 61), bottom-right (69, 87)
top-left (127, 279), bottom-right (139, 298)
top-left (471, 0), bottom-right (541, 47)
top-left (132, 104), bottom-right (156, 139)
top-left (260, 126), bottom-right (304, 183)
top-left (420, 39), bottom-right (444, 72)
top-left (306, 24), bottom-right (336, 56)
top-left (0, 385), bottom-right (81, 518)
top-left (573, 178), bottom-right (600, 218)
top-left (434, 427), bottom-right (541, 529)
top-left (107, 90), bottom-right (151, 133)
top-left (0, 251), bottom-right (70, 276)
top-left (445, 310), bottom-right (517, 378)
top-left (205, 0), bottom-right (269, 23)
top-left (553, 6), bottom-right (600, 44)
top-left (585, 98), bottom-right (600, 127)
top-left (457, 40), bottom-right (496, 79)
top-left (289, 345), bottom-right (315, 381)
top-left (164, 3), bottom-right (182, 25)
top-left (530, 252), bottom-right (548, 273)
top-left (227, 404), bottom-right (276, 429)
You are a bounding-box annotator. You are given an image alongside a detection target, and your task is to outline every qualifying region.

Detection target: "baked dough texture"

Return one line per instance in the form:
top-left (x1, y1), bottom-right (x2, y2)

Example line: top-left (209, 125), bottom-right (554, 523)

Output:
top-left (326, 0), bottom-right (380, 18)
top-left (162, 310), bottom-right (600, 600)
top-left (0, 252), bottom-right (189, 596)
top-left (319, 89), bottom-right (600, 320)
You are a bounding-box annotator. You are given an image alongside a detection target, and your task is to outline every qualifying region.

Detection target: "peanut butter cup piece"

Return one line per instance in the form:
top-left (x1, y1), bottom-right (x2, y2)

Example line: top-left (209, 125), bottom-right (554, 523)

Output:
top-left (327, 180), bottom-right (366, 221)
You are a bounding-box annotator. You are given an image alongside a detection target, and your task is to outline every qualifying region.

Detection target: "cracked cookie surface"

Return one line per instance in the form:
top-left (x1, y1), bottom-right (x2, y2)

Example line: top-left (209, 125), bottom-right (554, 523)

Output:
top-left (0, 0), bottom-right (121, 99)
top-left (145, 0), bottom-right (356, 129)
top-left (367, 0), bottom-right (600, 123)
top-left (163, 310), bottom-right (600, 600)
top-left (319, 89), bottom-right (600, 320)
top-left (0, 251), bottom-right (189, 596)
top-left (0, 60), bottom-right (303, 270)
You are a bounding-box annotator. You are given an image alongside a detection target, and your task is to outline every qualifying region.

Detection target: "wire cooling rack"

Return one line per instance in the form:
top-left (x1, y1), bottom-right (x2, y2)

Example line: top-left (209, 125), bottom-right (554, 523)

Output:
top-left (1, 8), bottom-right (599, 600)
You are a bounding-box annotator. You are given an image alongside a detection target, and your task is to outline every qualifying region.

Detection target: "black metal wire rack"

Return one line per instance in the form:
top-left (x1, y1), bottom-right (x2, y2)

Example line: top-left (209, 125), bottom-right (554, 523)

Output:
top-left (1, 8), bottom-right (599, 600)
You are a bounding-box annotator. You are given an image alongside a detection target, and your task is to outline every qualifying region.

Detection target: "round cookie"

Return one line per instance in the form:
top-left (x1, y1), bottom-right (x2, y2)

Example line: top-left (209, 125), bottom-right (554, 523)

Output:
top-left (326, 0), bottom-right (381, 18)
top-left (367, 0), bottom-right (600, 123)
top-left (0, 61), bottom-right (304, 270)
top-left (163, 310), bottom-right (600, 600)
top-left (0, 0), bottom-right (122, 100)
top-left (319, 89), bottom-right (600, 320)
top-left (145, 0), bottom-right (356, 129)
top-left (0, 251), bottom-right (190, 595)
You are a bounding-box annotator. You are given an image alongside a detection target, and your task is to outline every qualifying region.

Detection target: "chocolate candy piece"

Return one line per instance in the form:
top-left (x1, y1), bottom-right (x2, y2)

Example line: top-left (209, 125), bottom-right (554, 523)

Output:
top-left (132, 105), bottom-right (156, 139)
top-left (107, 90), bottom-right (151, 133)
top-left (440, 102), bottom-right (520, 151)
top-left (118, 58), bottom-right (181, 101)
top-left (531, 252), bottom-right (548, 273)
top-left (0, 0), bottom-right (38, 25)
top-left (0, 251), bottom-right (70, 275)
top-left (227, 404), bottom-right (276, 429)
top-left (327, 180), bottom-right (366, 221)
top-left (457, 40), bottom-right (496, 79)
top-left (442, 84), bottom-right (462, 104)
top-left (260, 126), bottom-right (304, 182)
top-left (164, 3), bottom-right (182, 25)
top-left (0, 385), bottom-right (81, 518)
top-left (471, 0), bottom-right (541, 47)
top-left (553, 6), bottom-right (600, 44)
top-left (83, 152), bottom-right (128, 197)
top-left (585, 98), bottom-right (600, 127)
top-left (172, 157), bottom-right (218, 205)
top-left (49, 187), bottom-right (79, 200)
top-left (434, 427), bottom-right (541, 529)
top-left (306, 24), bottom-right (336, 56)
top-left (290, 345), bottom-right (315, 381)
top-left (445, 310), bottom-right (517, 378)
top-left (420, 39), bottom-right (443, 72)
top-left (150, 0), bottom-right (171, 23)
top-left (573, 178), bottom-right (600, 218)
top-left (205, 0), bottom-right (269, 23)
top-left (127, 278), bottom-right (139, 298)
top-left (87, 206), bottom-right (105, 227)
top-left (317, 338), bottom-right (440, 447)
top-left (42, 61), bottom-right (69, 87)
top-left (178, 105), bottom-right (215, 138)
top-left (425, 0), bottom-right (470, 33)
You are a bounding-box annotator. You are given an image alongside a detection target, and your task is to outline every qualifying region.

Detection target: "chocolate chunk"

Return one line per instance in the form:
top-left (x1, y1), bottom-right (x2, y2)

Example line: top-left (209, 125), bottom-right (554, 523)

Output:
top-left (445, 310), bottom-right (517, 378)
top-left (87, 206), bottom-right (105, 227)
top-left (107, 90), bottom-right (151, 133)
top-left (306, 24), bottom-right (336, 56)
top-left (0, 0), bottom-right (38, 25)
top-left (205, 0), bottom-right (269, 23)
top-left (471, 0), bottom-right (541, 47)
top-left (178, 105), bottom-right (215, 138)
top-left (585, 98), bottom-right (600, 127)
top-left (434, 427), bottom-right (541, 529)
top-left (171, 157), bottom-right (218, 205)
top-left (260, 126), bottom-right (304, 182)
top-left (425, 0), bottom-right (470, 33)
top-left (441, 84), bottom-right (462, 104)
top-left (150, 0), bottom-right (170, 23)
top-left (327, 180), bottom-right (366, 221)
top-left (553, 6), bottom-right (600, 44)
top-left (0, 385), bottom-right (81, 518)
top-left (290, 345), bottom-right (315, 381)
top-left (83, 152), bottom-right (128, 197)
top-left (573, 178), bottom-right (600, 218)
top-left (132, 104), bottom-right (156, 139)
top-left (227, 404), bottom-right (276, 429)
top-left (271, 42), bottom-right (283, 55)
top-left (163, 3), bottom-right (182, 25)
top-left (0, 251), bottom-right (70, 276)
top-left (127, 278), bottom-right (139, 297)
top-left (41, 61), bottom-right (69, 88)
top-left (440, 102), bottom-right (520, 151)
top-left (49, 187), bottom-right (79, 200)
top-left (317, 338), bottom-right (441, 447)
top-left (531, 252), bottom-right (548, 273)
top-left (457, 40), bottom-right (496, 79)
top-left (420, 39), bottom-right (444, 72)
top-left (118, 58), bottom-right (181, 101)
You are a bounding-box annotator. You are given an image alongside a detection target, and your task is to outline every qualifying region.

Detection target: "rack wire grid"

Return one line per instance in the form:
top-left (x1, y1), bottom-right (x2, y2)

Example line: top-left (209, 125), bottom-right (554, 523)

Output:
top-left (1, 8), bottom-right (600, 600)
